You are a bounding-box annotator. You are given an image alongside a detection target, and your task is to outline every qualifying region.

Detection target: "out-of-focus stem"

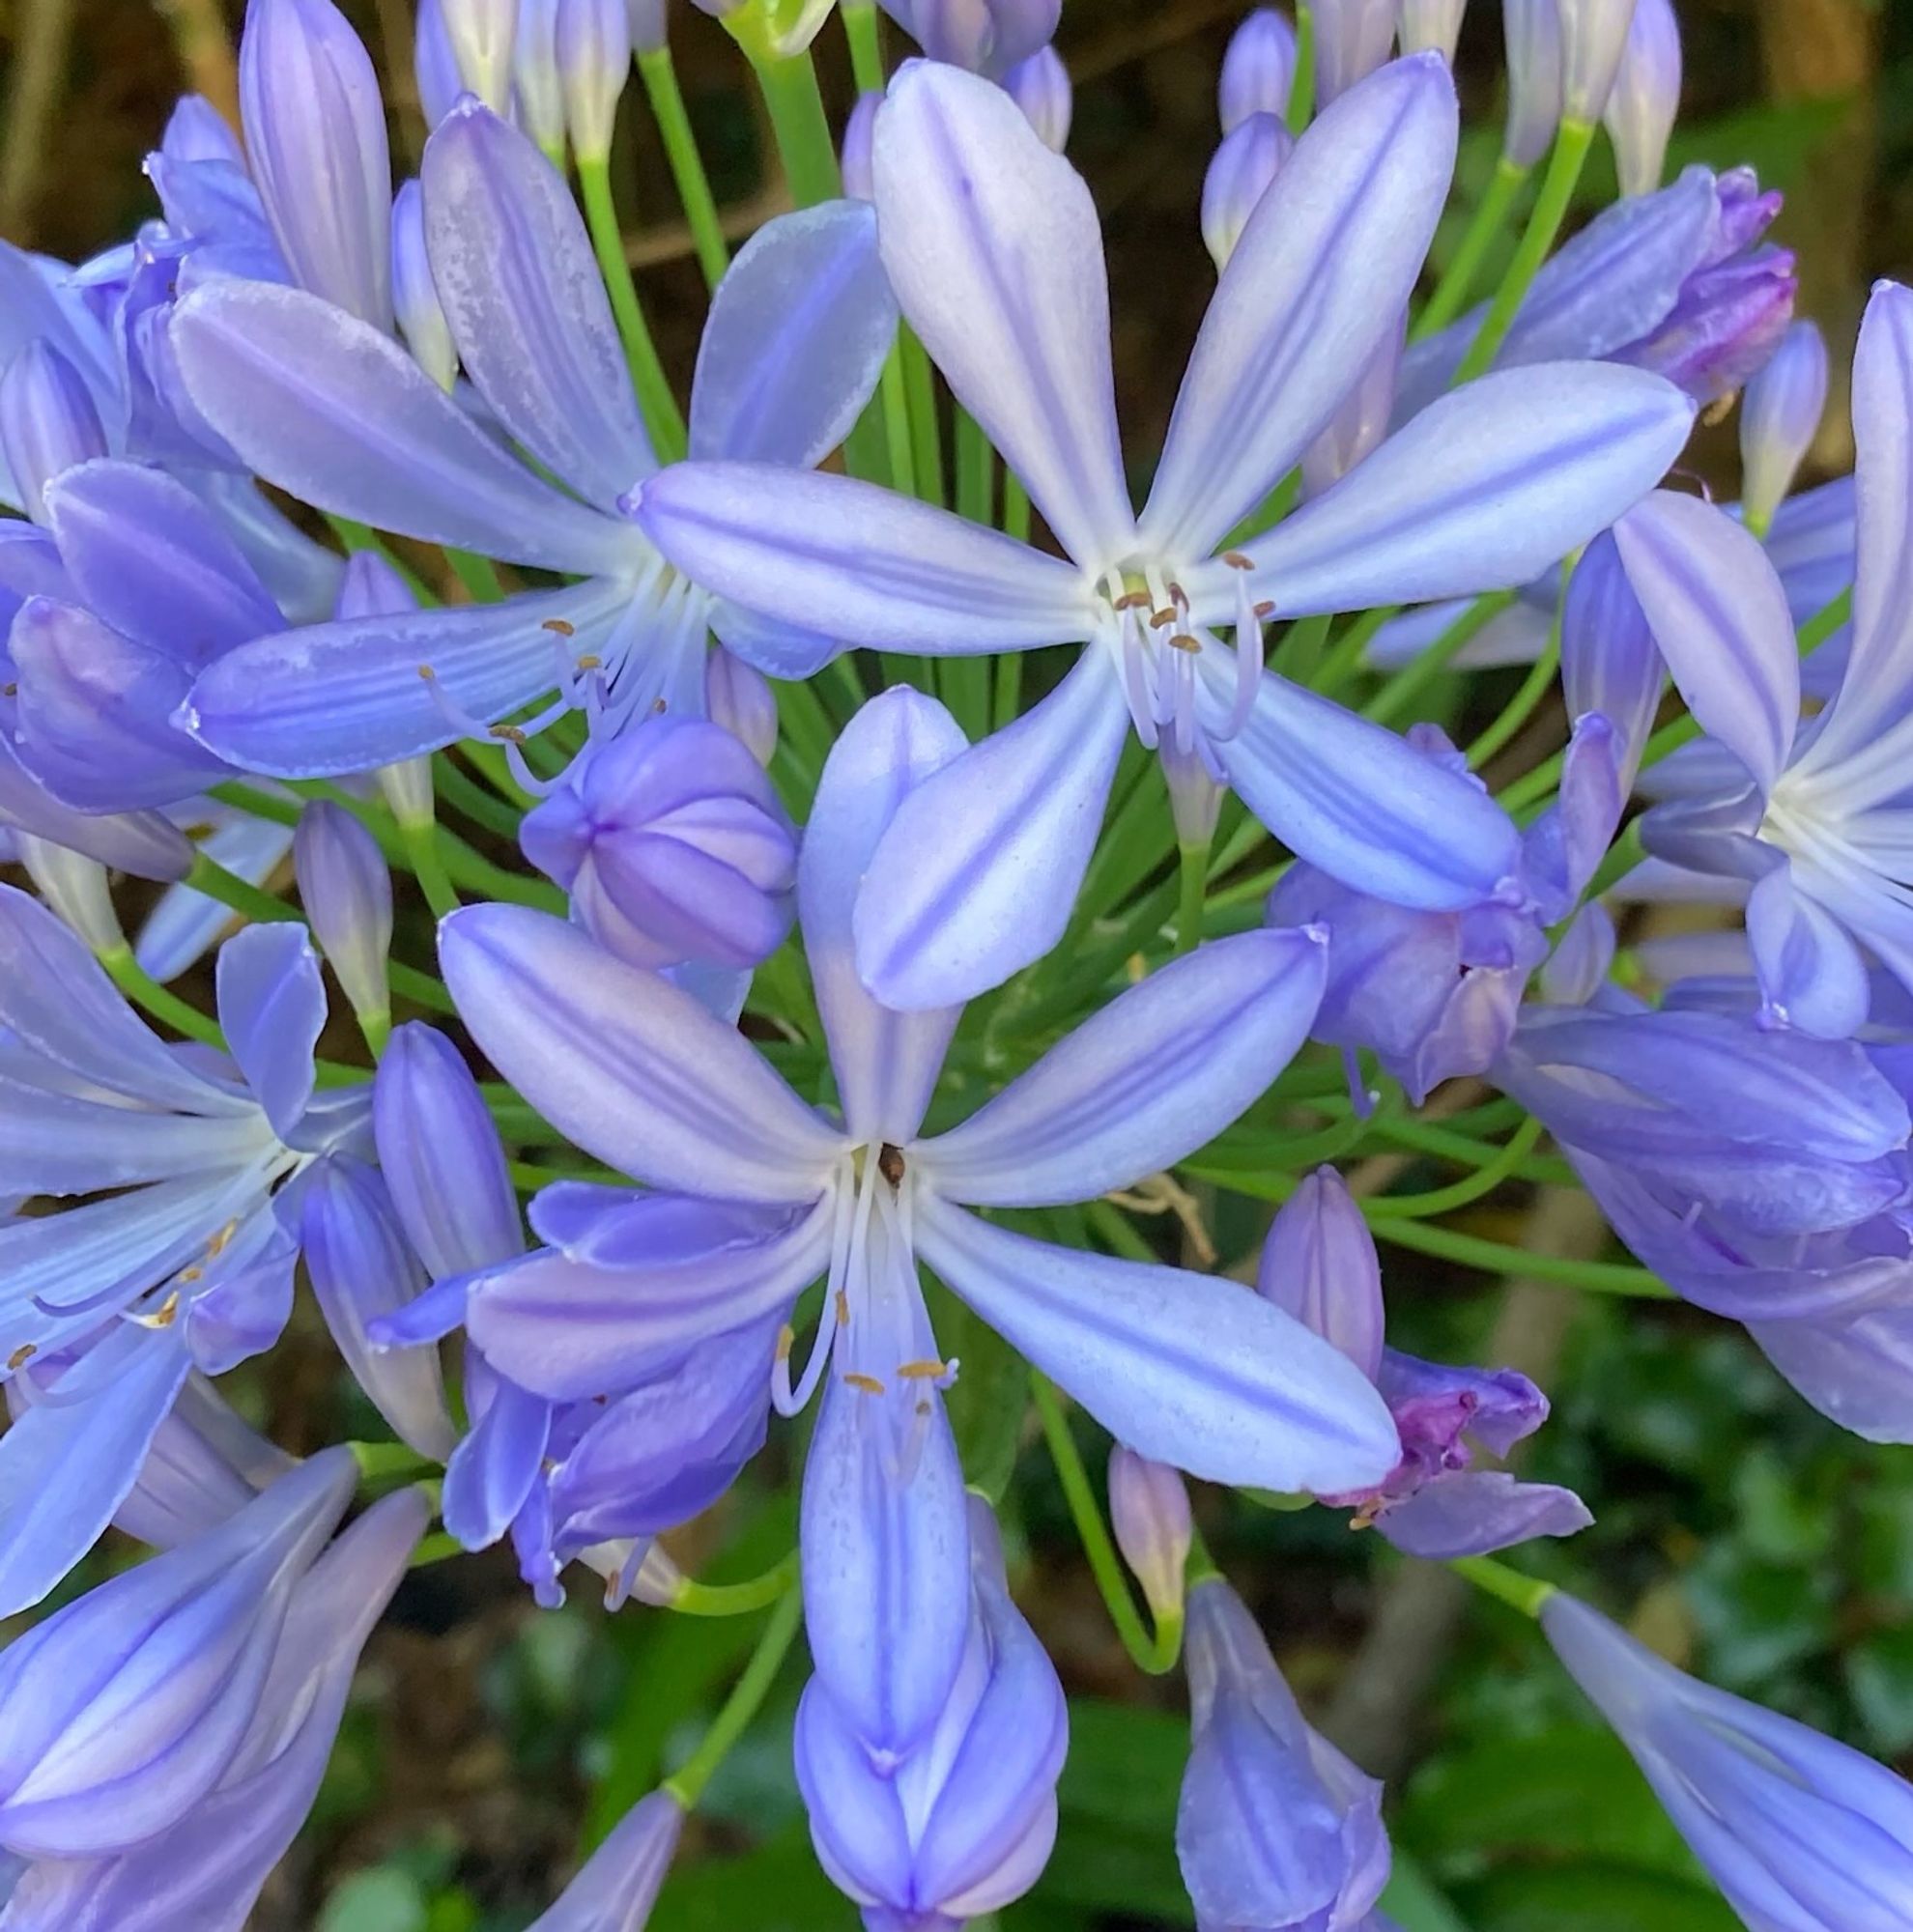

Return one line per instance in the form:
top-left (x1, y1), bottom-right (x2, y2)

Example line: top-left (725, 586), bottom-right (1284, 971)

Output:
top-left (578, 156), bottom-right (688, 459)
top-left (1413, 154), bottom-right (1530, 340)
top-left (640, 46), bottom-right (730, 292)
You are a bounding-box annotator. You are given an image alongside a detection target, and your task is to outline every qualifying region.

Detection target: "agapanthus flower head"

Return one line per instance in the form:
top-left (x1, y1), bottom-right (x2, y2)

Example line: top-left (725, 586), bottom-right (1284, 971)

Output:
top-left (519, 714), bottom-right (798, 973)
top-left (1109, 1447), bottom-right (1193, 1626)
top-left (1543, 1590), bottom-right (1913, 1929)
top-left (1219, 7), bottom-right (1299, 131)
top-left (1177, 1576), bottom-right (1389, 1931)
top-left (1604, 0), bottom-right (1680, 196)
top-left (294, 797), bottom-right (392, 1033)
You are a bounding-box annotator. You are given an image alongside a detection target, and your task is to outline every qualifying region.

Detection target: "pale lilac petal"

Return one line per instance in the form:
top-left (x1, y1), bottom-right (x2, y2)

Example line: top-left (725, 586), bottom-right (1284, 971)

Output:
top-left (528, 1791), bottom-right (683, 1931)
top-left (919, 927), bottom-right (1328, 1205)
top-left (440, 903), bottom-right (847, 1200)
top-left (1203, 664), bottom-right (1524, 911)
top-left (214, 923), bottom-right (325, 1139)
top-left (171, 279), bottom-right (640, 576)
top-left (0, 1078), bottom-right (263, 1196)
top-left (1746, 859), bottom-right (1872, 1039)
top-left (1377, 1471), bottom-right (1593, 1557)
top-left (1748, 1306), bottom-right (1913, 1445)
top-left (636, 461), bottom-right (1095, 656)
top-left (1142, 55), bottom-right (1455, 559)
top-left (1209, 363), bottom-right (1695, 621)
top-left (871, 60), bottom-right (1133, 570)
top-left (0, 736), bottom-right (193, 883)
top-left (183, 577), bottom-right (629, 778)
top-left (690, 200), bottom-right (899, 468)
top-left (802, 689), bottom-right (967, 1145)
top-left (421, 99), bottom-right (653, 508)
top-left (1612, 490), bottom-right (1798, 798)
top-left (853, 652), bottom-right (1131, 1009)
top-left (443, 1376), bottom-right (552, 1549)
top-left (915, 1198), bottom-right (1399, 1492)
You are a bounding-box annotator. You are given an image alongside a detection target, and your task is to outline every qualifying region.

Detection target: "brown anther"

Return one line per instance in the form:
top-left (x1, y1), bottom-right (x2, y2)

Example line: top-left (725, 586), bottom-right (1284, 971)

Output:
top-left (1169, 633), bottom-right (1201, 654)
top-left (177, 1265), bottom-right (205, 1286)
top-left (416, 665), bottom-right (437, 680)
top-left (775, 1323), bottom-right (795, 1362)
top-left (1167, 582), bottom-right (1189, 610)
top-left (575, 654), bottom-right (603, 671)
top-left (143, 1291), bottom-right (182, 1329)
top-left (1699, 390), bottom-right (1738, 428)
top-left (490, 724), bottom-right (527, 743)
top-left (1111, 589), bottom-right (1153, 611)
top-left (207, 1219), bottom-right (239, 1258)
top-left (1, 683), bottom-right (14, 698)
top-left (843, 1372), bottom-right (886, 1396)
top-left (835, 1289), bottom-right (850, 1326)
top-left (877, 1143), bottom-right (906, 1186)
top-left (897, 1359), bottom-right (948, 1380)
top-left (652, 697), bottom-right (669, 713)
top-left (541, 617), bottom-right (577, 637)
top-left (916, 1400), bottom-right (931, 1417)
top-left (1253, 600), bottom-right (1275, 619)
top-left (7, 1344), bottom-right (35, 1372)
top-left (1222, 551), bottom-right (1254, 570)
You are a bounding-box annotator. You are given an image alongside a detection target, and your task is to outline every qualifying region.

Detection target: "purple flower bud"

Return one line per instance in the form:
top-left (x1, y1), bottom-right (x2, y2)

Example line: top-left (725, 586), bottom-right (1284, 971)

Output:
top-left (1219, 8), bottom-right (1299, 132)
top-left (1200, 111), bottom-right (1294, 270)
top-left (0, 341), bottom-right (110, 524)
top-left (1312, 0), bottom-right (1396, 105)
top-left (1556, 0), bottom-right (1639, 125)
top-left (1615, 236), bottom-right (1797, 405)
top-left (0, 1448), bottom-right (356, 1860)
top-left (881, 0), bottom-right (1061, 78)
top-left (294, 799), bottom-right (392, 1031)
top-left (391, 179), bottom-right (459, 388)
top-left (1502, 0), bottom-right (1562, 166)
top-left (704, 645), bottom-right (779, 766)
top-left (1543, 1591), bottom-right (1913, 1927)
top-left (1004, 43), bottom-right (1071, 152)
top-left (1302, 310), bottom-right (1402, 496)
top-left (558, 0), bottom-right (633, 162)
top-left (1603, 0), bottom-right (1679, 195)
top-left (443, 0), bottom-right (522, 111)
top-left (116, 1375), bottom-right (297, 1551)
top-left (515, 0), bottom-right (567, 158)
top-left (374, 1022), bottom-right (524, 1279)
top-left (1257, 1166), bottom-right (1385, 1380)
top-left (1178, 1577), bottom-right (1390, 1930)
top-left (300, 1156), bottom-right (458, 1458)
top-left (414, 0), bottom-right (465, 127)
top-left (1400, 0), bottom-right (1468, 62)
top-left (520, 717), bottom-right (798, 972)
top-left (841, 90), bottom-right (880, 200)
top-left (1562, 530), bottom-right (1661, 793)
top-left (238, 0), bottom-right (393, 327)
top-left (529, 1789), bottom-right (684, 1929)
top-left (798, 1496), bottom-right (1067, 1927)
top-left (1740, 319), bottom-right (1827, 533)
top-left (1108, 1447), bottom-right (1192, 1626)
top-left (627, 0), bottom-right (668, 55)
top-left (14, 836), bottom-right (121, 955)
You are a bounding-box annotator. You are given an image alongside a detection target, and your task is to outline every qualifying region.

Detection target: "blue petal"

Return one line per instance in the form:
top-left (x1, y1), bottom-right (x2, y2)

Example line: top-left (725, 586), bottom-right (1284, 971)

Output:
top-left (215, 923), bottom-right (326, 1140)
top-left (1745, 859), bottom-right (1872, 1039)
top-left (1377, 1471), bottom-right (1593, 1558)
top-left (0, 1076), bottom-right (264, 1195)
top-left (443, 1373), bottom-right (551, 1549)
top-left (422, 99), bottom-right (653, 509)
top-left (0, 736), bottom-right (191, 882)
top-left (853, 652), bottom-right (1130, 1009)
top-left (1562, 531), bottom-right (1663, 792)
top-left (136, 815), bottom-right (295, 985)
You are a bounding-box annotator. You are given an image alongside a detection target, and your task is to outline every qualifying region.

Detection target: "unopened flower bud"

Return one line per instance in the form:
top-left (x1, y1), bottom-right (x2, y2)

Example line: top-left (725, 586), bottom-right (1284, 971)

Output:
top-left (294, 799), bottom-right (392, 1036)
top-left (391, 180), bottom-right (457, 389)
top-left (558, 0), bottom-right (632, 163)
top-left (1312, 0), bottom-right (1396, 107)
top-left (1302, 311), bottom-right (1402, 496)
top-left (1556, 0), bottom-right (1639, 126)
top-left (841, 89), bottom-right (879, 200)
top-left (1400, 0), bottom-right (1467, 62)
top-left (1200, 111), bottom-right (1293, 270)
top-left (1502, 0), bottom-right (1562, 166)
top-left (514, 0), bottom-right (567, 161)
top-left (443, 0), bottom-right (521, 111)
top-left (887, 0), bottom-right (1060, 77)
top-left (1604, 0), bottom-right (1678, 196)
top-left (14, 836), bottom-right (122, 955)
top-left (627, 0), bottom-right (668, 54)
top-left (1740, 319), bottom-right (1827, 535)
top-left (1218, 7), bottom-right (1298, 131)
top-left (704, 645), bottom-right (779, 766)
top-left (1004, 43), bottom-right (1071, 152)
top-left (414, 0), bottom-right (464, 127)
top-left (238, 0), bottom-right (393, 327)
top-left (520, 716), bottom-right (798, 971)
top-left (1258, 1166), bottom-right (1385, 1380)
top-left (0, 341), bottom-right (109, 524)
top-left (1109, 1447), bottom-right (1192, 1627)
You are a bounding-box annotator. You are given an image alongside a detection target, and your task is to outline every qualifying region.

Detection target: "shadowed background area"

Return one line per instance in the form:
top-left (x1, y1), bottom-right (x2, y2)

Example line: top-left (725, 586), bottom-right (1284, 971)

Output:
top-left (0, 2), bottom-right (1910, 1927)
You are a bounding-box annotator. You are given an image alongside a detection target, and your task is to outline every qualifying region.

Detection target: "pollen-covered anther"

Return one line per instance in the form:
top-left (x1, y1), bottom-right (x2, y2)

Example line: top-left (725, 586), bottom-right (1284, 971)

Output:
top-left (133, 1290), bottom-right (183, 1330)
top-left (776, 1323), bottom-right (795, 1362)
top-left (843, 1371), bottom-right (887, 1396)
top-left (1253, 600), bottom-right (1274, 618)
top-left (835, 1289), bottom-right (850, 1326)
top-left (541, 617), bottom-right (577, 637)
top-left (416, 664), bottom-right (437, 680)
top-left (575, 654), bottom-right (603, 671)
top-left (877, 1143), bottom-right (906, 1186)
top-left (1222, 551), bottom-right (1254, 569)
top-left (1169, 633), bottom-right (1201, 654)
top-left (490, 724), bottom-right (528, 743)
top-left (6, 1344), bottom-right (34, 1371)
top-left (1150, 608), bottom-right (1178, 630)
top-left (207, 1219), bottom-right (240, 1258)
top-left (897, 1359), bottom-right (948, 1380)
top-left (177, 1265), bottom-right (205, 1286)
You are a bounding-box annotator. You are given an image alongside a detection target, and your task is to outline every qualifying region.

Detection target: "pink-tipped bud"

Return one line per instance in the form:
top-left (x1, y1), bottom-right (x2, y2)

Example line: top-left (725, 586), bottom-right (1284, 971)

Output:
top-left (1219, 7), bottom-right (1299, 131)
top-left (1201, 111), bottom-right (1294, 270)
top-left (1739, 319), bottom-right (1827, 533)
top-left (1005, 43), bottom-right (1071, 152)
top-left (1109, 1447), bottom-right (1193, 1627)
top-left (1603, 0), bottom-right (1679, 196)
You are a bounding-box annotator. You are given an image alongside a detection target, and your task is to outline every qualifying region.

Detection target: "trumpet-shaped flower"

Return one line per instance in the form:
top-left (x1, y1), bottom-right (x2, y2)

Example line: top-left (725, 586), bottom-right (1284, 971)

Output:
top-left (442, 687), bottom-right (1400, 1746)
top-left (171, 100), bottom-right (896, 778)
top-left (636, 57), bottom-right (1693, 1009)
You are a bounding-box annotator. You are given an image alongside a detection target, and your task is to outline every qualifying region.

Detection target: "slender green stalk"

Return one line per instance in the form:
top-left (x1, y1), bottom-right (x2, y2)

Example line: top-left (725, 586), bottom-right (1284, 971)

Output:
top-left (1002, 473), bottom-right (1031, 540)
top-left (842, 0), bottom-right (885, 90)
top-left (100, 946), bottom-right (225, 1048)
top-left (577, 155), bottom-right (688, 459)
top-left (671, 1551), bottom-right (801, 1618)
top-left (1451, 1553), bottom-right (1556, 1618)
top-left (1175, 839), bottom-right (1210, 955)
top-left (349, 1440), bottom-right (439, 1483)
top-left (186, 851), bottom-right (301, 925)
top-left (444, 547), bottom-right (504, 604)
top-left (400, 817), bottom-right (460, 920)
top-left (1454, 119), bottom-right (1597, 385)
top-left (664, 1585), bottom-right (808, 1808)
top-left (1365, 1114), bottom-right (1545, 1219)
top-left (639, 45), bottom-right (728, 291)
top-left (433, 753), bottom-right (525, 838)
top-left (939, 411), bottom-right (997, 735)
top-left (877, 345), bottom-right (918, 497)
top-left (750, 46), bottom-right (841, 207)
top-left (1031, 1372), bottom-right (1183, 1675)
top-left (1275, 611), bottom-right (1332, 683)
top-left (1466, 614), bottom-right (1561, 770)
top-left (1313, 603), bottom-right (1397, 695)
top-left (1362, 590), bottom-right (1516, 725)
top-left (900, 329), bottom-right (946, 506)
top-left (1286, 5), bottom-right (1315, 130)
top-left (1413, 154), bottom-right (1529, 339)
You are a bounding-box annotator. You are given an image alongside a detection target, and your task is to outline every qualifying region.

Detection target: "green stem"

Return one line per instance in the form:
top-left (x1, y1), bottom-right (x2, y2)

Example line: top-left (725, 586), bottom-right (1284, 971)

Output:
top-left (577, 156), bottom-right (688, 460)
top-left (1413, 154), bottom-right (1529, 339)
top-left (1031, 1371), bottom-right (1183, 1676)
top-left (433, 753), bottom-right (525, 838)
top-left (1286, 4), bottom-right (1315, 130)
top-left (400, 816), bottom-right (460, 921)
top-left (100, 946), bottom-right (225, 1049)
top-left (1362, 589), bottom-right (1516, 726)
top-left (1276, 611), bottom-right (1332, 683)
top-left (639, 46), bottom-right (729, 291)
top-left (1313, 603), bottom-right (1397, 696)
top-left (1454, 119), bottom-right (1596, 385)
top-left (349, 1440), bottom-right (439, 1483)
top-left (671, 1551), bottom-right (800, 1618)
top-left (900, 328), bottom-right (946, 506)
top-left (842, 0), bottom-right (886, 91)
top-left (664, 1584), bottom-right (807, 1808)
top-left (1175, 839), bottom-right (1209, 955)
top-left (877, 344), bottom-right (918, 498)
top-left (1450, 1553), bottom-right (1556, 1618)
top-left (1465, 609), bottom-right (1562, 770)
top-left (186, 851), bottom-right (301, 925)
top-left (1365, 1114), bottom-right (1545, 1219)
top-left (750, 46), bottom-right (841, 207)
